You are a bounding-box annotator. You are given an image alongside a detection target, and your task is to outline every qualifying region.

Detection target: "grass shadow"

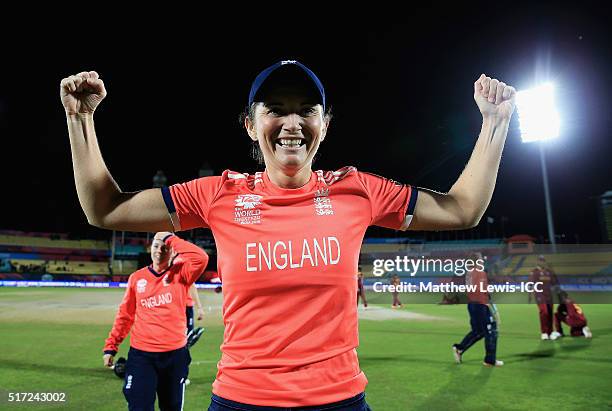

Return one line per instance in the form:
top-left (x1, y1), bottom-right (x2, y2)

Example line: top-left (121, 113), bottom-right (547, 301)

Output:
top-left (409, 364), bottom-right (509, 411)
top-left (0, 358), bottom-right (113, 380)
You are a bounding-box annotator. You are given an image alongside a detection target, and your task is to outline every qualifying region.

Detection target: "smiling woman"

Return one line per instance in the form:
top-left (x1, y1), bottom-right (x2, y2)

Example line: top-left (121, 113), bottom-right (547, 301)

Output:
top-left (60, 60), bottom-right (516, 410)
top-left (245, 89), bottom-right (329, 187)
top-left (240, 62), bottom-right (333, 175)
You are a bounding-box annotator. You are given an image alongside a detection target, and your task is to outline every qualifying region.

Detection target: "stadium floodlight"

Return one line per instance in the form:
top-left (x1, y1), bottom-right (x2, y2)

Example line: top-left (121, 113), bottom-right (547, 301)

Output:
top-left (517, 82), bottom-right (560, 252)
top-left (516, 83), bottom-right (560, 143)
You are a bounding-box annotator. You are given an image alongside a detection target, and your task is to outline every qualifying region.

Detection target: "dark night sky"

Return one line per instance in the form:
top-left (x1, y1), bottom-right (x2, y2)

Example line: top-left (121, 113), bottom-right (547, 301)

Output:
top-left (1, 9), bottom-right (610, 242)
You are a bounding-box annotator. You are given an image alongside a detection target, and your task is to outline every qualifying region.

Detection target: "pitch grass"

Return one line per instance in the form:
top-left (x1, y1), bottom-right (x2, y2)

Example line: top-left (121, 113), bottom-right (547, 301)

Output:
top-left (0, 288), bottom-right (611, 410)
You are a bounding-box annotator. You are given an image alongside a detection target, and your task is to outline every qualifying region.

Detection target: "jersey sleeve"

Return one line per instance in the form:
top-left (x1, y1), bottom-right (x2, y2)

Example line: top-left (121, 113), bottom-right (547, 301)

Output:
top-left (166, 235), bottom-right (209, 286)
top-left (103, 275), bottom-right (137, 355)
top-left (357, 171), bottom-right (418, 230)
top-left (162, 175), bottom-right (225, 231)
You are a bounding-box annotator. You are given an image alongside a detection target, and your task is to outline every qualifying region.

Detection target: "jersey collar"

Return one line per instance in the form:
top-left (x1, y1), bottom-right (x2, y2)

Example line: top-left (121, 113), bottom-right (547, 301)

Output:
top-left (262, 169), bottom-right (318, 196)
top-left (147, 264), bottom-right (172, 278)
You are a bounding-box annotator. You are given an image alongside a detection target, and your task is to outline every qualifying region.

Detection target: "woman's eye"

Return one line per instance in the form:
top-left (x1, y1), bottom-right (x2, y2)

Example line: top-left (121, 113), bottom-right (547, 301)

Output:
top-left (267, 108), bottom-right (283, 116)
top-left (265, 107), bottom-right (316, 116)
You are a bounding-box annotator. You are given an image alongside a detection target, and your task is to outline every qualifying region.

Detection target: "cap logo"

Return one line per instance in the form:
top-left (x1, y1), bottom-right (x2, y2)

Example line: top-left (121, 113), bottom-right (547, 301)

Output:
top-left (281, 60), bottom-right (297, 65)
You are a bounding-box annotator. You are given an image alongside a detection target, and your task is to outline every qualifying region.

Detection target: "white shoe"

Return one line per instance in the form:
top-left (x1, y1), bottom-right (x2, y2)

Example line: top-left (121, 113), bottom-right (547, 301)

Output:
top-left (541, 333), bottom-right (550, 340)
top-left (483, 360), bottom-right (504, 367)
top-left (550, 331), bottom-right (562, 340)
top-left (582, 326), bottom-right (592, 338)
top-left (185, 378), bottom-right (191, 386)
top-left (452, 345), bottom-right (462, 364)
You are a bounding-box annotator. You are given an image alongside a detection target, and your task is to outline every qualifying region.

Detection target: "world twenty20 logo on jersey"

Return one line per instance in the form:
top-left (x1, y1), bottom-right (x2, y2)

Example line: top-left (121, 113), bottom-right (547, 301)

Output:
top-left (136, 279), bottom-right (147, 293)
top-left (234, 194), bottom-right (263, 225)
top-left (235, 194), bottom-right (262, 209)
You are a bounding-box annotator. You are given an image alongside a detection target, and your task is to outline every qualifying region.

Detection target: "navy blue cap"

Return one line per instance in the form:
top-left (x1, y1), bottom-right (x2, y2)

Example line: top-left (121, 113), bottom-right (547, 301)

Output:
top-left (248, 60), bottom-right (326, 110)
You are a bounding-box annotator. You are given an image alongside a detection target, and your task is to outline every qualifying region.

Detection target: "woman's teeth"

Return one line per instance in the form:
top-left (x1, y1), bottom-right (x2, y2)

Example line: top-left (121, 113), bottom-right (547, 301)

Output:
top-left (277, 139), bottom-right (304, 147)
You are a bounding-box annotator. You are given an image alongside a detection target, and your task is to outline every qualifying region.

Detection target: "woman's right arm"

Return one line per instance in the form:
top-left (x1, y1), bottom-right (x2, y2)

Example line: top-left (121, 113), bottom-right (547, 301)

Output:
top-left (61, 71), bottom-right (173, 232)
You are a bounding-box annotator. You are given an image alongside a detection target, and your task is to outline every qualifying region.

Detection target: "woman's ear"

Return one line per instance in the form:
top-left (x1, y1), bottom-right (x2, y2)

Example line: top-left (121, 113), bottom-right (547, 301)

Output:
top-left (320, 114), bottom-right (331, 142)
top-left (245, 110), bottom-right (258, 142)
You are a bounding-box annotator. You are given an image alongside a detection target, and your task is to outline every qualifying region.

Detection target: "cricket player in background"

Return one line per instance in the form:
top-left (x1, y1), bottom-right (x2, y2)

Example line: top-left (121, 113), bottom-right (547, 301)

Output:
top-left (452, 253), bottom-right (503, 367)
top-left (528, 255), bottom-right (560, 340)
top-left (186, 283), bottom-right (205, 348)
top-left (103, 232), bottom-right (208, 410)
top-left (550, 291), bottom-right (592, 339)
top-left (357, 267), bottom-right (368, 308)
top-left (391, 274), bottom-right (402, 308)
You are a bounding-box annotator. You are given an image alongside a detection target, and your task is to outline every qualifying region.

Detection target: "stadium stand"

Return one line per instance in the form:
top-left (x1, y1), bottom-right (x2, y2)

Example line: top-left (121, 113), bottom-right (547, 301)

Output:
top-left (0, 230), bottom-right (219, 283)
top-left (2, 231), bottom-right (611, 288)
top-left (0, 233), bottom-right (109, 250)
top-left (503, 251), bottom-right (612, 276)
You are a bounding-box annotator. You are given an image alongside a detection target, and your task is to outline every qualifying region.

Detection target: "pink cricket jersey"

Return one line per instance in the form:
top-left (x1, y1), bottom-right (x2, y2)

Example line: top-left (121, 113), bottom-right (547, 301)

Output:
top-left (103, 236), bottom-right (208, 353)
top-left (164, 167), bottom-right (417, 406)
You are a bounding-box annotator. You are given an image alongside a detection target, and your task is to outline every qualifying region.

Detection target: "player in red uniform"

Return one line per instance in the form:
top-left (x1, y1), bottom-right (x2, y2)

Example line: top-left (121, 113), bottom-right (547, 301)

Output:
top-left (528, 255), bottom-right (560, 340)
top-left (391, 274), bottom-right (402, 308)
top-left (550, 291), bottom-right (592, 339)
top-left (62, 62), bottom-right (516, 409)
top-left (357, 267), bottom-right (368, 308)
top-left (103, 232), bottom-right (208, 410)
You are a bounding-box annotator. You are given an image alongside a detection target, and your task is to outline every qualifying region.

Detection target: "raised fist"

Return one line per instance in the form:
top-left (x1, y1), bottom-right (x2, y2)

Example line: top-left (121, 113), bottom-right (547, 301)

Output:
top-left (474, 74), bottom-right (516, 120)
top-left (60, 71), bottom-right (107, 115)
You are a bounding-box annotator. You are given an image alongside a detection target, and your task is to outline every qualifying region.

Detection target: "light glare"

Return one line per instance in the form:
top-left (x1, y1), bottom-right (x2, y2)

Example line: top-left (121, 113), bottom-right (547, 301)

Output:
top-left (516, 83), bottom-right (560, 142)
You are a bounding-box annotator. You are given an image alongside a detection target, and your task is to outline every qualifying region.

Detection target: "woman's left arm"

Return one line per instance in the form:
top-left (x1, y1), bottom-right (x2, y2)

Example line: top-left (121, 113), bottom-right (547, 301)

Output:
top-left (408, 74), bottom-right (516, 231)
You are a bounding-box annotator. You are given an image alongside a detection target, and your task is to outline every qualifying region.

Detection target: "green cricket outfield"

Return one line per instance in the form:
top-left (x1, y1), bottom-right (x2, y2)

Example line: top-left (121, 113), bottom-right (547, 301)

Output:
top-left (1, 288), bottom-right (610, 410)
